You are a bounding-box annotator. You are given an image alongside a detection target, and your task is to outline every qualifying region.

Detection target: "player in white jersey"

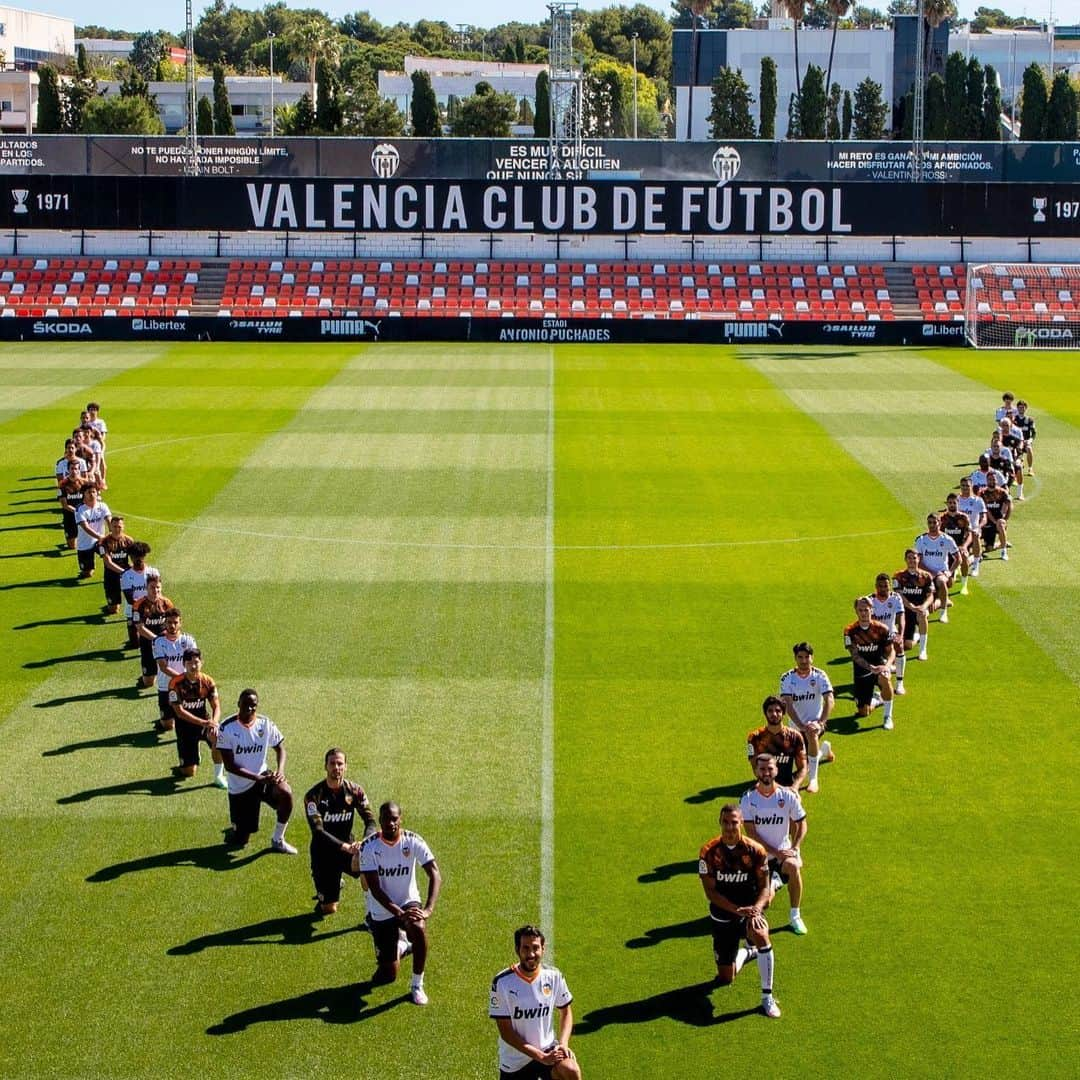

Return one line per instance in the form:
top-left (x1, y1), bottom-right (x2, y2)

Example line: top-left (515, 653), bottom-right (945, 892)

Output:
top-left (741, 754), bottom-right (808, 935)
top-left (490, 925), bottom-right (579, 1079)
top-left (994, 391), bottom-right (1016, 424)
top-left (914, 514), bottom-right (959, 623)
top-left (871, 573), bottom-right (907, 694)
top-left (85, 402), bottom-right (108, 489)
top-left (216, 688), bottom-right (297, 854)
top-left (120, 542), bottom-right (157, 648)
top-left (957, 476), bottom-right (987, 577)
top-left (358, 802), bottom-right (442, 1006)
top-left (779, 642), bottom-right (834, 794)
top-left (73, 485), bottom-right (110, 580)
top-left (151, 608), bottom-right (195, 732)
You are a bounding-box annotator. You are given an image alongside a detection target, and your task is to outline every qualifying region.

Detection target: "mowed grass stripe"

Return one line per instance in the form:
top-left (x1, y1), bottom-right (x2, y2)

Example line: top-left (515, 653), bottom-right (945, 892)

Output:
top-left (551, 344), bottom-right (1071, 1079)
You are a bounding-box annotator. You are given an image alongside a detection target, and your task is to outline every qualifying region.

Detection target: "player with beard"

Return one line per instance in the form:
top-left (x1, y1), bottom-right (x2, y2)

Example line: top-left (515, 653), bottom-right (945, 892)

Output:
top-left (746, 695), bottom-right (809, 792)
top-left (893, 549), bottom-right (934, 662)
top-left (741, 754), bottom-right (808, 935)
top-left (969, 454), bottom-right (1005, 496)
top-left (73, 484), bottom-right (110, 580)
top-left (779, 643), bottom-right (835, 794)
top-left (490, 925), bottom-right (581, 1077)
top-left (55, 439), bottom-right (88, 487)
top-left (303, 748), bottom-right (377, 916)
top-left (168, 648), bottom-right (226, 786)
top-left (957, 477), bottom-right (987, 578)
top-left (998, 417), bottom-right (1026, 500)
top-left (915, 513), bottom-right (960, 622)
top-left (939, 493), bottom-right (974, 595)
top-left (698, 804), bottom-right (780, 1019)
top-left (97, 515), bottom-right (134, 616)
top-left (1013, 399), bottom-right (1036, 471)
top-left (986, 432), bottom-right (1015, 493)
top-left (870, 573), bottom-right (907, 695)
top-left (56, 468), bottom-right (86, 551)
top-left (844, 596), bottom-right (896, 729)
top-left (981, 472), bottom-right (1012, 561)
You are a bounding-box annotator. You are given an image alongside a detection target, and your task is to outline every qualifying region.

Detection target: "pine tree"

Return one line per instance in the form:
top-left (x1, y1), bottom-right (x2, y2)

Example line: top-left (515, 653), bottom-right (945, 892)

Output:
top-left (36, 64), bottom-right (65, 133)
top-left (196, 96), bottom-right (214, 135)
top-left (534, 70), bottom-right (550, 137)
top-left (293, 92), bottom-right (316, 136)
top-left (708, 68), bottom-right (755, 138)
top-left (926, 72), bottom-right (946, 138)
top-left (981, 65), bottom-right (1003, 140)
top-left (212, 64), bottom-right (235, 135)
top-left (827, 82), bottom-right (841, 139)
top-left (1019, 63), bottom-right (1047, 140)
top-left (852, 76), bottom-right (887, 139)
top-left (944, 51), bottom-right (967, 139)
top-left (841, 89), bottom-right (852, 139)
top-left (964, 58), bottom-right (985, 138)
top-left (1046, 70), bottom-right (1079, 140)
top-left (799, 63), bottom-right (826, 139)
top-left (759, 56), bottom-right (776, 139)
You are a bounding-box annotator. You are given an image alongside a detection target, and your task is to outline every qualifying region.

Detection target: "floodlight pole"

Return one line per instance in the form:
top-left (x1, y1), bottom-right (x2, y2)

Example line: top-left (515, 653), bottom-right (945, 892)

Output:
top-left (184, 0), bottom-right (198, 175)
top-left (268, 31), bottom-right (275, 137)
top-left (632, 32), bottom-right (638, 139)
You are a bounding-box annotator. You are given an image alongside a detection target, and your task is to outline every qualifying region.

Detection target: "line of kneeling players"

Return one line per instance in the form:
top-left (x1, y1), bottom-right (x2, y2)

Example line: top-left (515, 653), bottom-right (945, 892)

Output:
top-left (697, 390), bottom-right (1035, 1020)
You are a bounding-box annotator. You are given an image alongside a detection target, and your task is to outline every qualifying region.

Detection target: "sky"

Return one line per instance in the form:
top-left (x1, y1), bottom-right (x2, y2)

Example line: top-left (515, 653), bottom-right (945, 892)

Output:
top-left (31, 0), bottom-right (1080, 37)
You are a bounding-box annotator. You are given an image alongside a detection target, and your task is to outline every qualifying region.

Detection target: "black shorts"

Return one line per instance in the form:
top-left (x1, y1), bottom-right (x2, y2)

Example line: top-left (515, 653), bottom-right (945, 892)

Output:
top-left (710, 915), bottom-right (749, 966)
top-left (853, 669), bottom-right (880, 708)
top-left (174, 716), bottom-right (211, 767)
top-left (76, 548), bottom-right (95, 573)
top-left (62, 509), bottom-right (78, 540)
top-left (140, 639), bottom-right (157, 678)
top-left (103, 567), bottom-right (123, 605)
top-left (902, 608), bottom-right (924, 641)
top-left (982, 521), bottom-right (1001, 547)
top-left (156, 689), bottom-right (172, 719)
top-left (767, 856), bottom-right (791, 883)
top-left (501, 1060), bottom-right (558, 1080)
top-left (228, 779), bottom-right (283, 836)
top-left (367, 901), bottom-right (421, 964)
top-left (311, 846), bottom-right (360, 905)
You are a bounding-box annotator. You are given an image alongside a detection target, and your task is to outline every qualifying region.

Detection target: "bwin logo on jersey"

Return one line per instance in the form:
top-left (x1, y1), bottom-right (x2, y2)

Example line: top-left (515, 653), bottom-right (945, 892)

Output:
top-left (712, 146), bottom-right (741, 185)
top-left (371, 143), bottom-right (401, 178)
top-left (512, 1005), bottom-right (551, 1020)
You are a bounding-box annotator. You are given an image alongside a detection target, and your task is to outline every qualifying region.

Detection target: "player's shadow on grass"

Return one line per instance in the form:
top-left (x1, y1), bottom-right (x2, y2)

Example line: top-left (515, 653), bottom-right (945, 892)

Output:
top-left (88, 842), bottom-right (267, 882)
top-left (17, 611), bottom-right (111, 630)
top-left (170, 912), bottom-right (359, 955)
top-left (59, 774), bottom-right (203, 805)
top-left (637, 860), bottom-right (698, 884)
top-left (0, 521), bottom-right (58, 534)
top-left (43, 726), bottom-right (160, 755)
top-left (17, 476), bottom-right (54, 484)
top-left (0, 548), bottom-right (66, 561)
top-left (0, 575), bottom-right (80, 591)
top-left (0, 508), bottom-right (56, 518)
top-left (207, 979), bottom-right (410, 1033)
top-left (684, 780), bottom-right (752, 805)
top-left (25, 646), bottom-right (128, 668)
top-left (626, 915), bottom-right (710, 949)
top-left (575, 980), bottom-right (759, 1033)
top-left (10, 497), bottom-right (60, 506)
top-left (35, 682), bottom-right (145, 709)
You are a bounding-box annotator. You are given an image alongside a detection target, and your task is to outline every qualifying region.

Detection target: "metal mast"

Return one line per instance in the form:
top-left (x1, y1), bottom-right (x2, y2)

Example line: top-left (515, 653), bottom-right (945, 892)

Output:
top-left (547, 2), bottom-right (582, 179)
top-left (911, 0), bottom-right (925, 182)
top-left (185, 0), bottom-right (199, 175)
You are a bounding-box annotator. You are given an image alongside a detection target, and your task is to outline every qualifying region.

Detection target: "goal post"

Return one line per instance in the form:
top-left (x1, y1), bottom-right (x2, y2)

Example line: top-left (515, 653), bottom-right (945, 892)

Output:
top-left (964, 263), bottom-right (1080, 348)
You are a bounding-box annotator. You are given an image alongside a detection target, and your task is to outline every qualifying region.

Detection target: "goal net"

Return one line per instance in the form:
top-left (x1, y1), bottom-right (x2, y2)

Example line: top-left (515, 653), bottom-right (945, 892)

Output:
top-left (964, 263), bottom-right (1080, 348)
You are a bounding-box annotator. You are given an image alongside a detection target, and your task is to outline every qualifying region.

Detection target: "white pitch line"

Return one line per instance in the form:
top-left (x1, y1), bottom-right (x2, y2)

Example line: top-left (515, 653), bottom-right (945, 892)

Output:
top-left (540, 346), bottom-right (556, 949)
top-left (120, 514), bottom-right (914, 554)
top-left (106, 432), bottom-right (266, 456)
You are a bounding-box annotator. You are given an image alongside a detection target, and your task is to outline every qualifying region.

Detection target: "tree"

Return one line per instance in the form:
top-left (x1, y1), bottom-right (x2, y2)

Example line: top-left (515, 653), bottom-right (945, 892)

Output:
top-left (80, 94), bottom-right (164, 134)
top-left (841, 88), bottom-right (852, 138)
top-left (586, 4), bottom-right (673, 85)
top-left (286, 15), bottom-right (340, 106)
top-left (852, 75), bottom-right (887, 137)
top-left (799, 63), bottom-right (827, 137)
top-left (130, 31), bottom-right (168, 80)
top-left (534, 70), bottom-right (551, 136)
top-left (850, 5), bottom-right (886, 26)
top-left (963, 57), bottom-right (984, 138)
top-left (118, 63), bottom-right (151, 100)
top-left (823, 0), bottom-right (851, 102)
top-left (583, 63), bottom-right (628, 137)
top-left (669, 0), bottom-right (754, 29)
top-left (780, 0), bottom-right (806, 101)
top-left (708, 67), bottom-right (755, 137)
top-left (944, 50), bottom-right (967, 138)
top-left (337, 11), bottom-right (387, 44)
top-left (36, 64), bottom-right (65, 133)
top-left (315, 59), bottom-right (344, 133)
top-left (1019, 62), bottom-right (1046, 140)
top-left (194, 0), bottom-right (252, 67)
top-left (410, 69), bottom-right (440, 136)
top-left (212, 65), bottom-right (235, 135)
top-left (1046, 70), bottom-right (1079, 140)
top-left (925, 72), bottom-right (946, 137)
top-left (196, 96), bottom-right (214, 135)
top-left (341, 71), bottom-right (404, 136)
top-left (450, 80), bottom-right (518, 136)
top-left (827, 81), bottom-right (841, 138)
top-left (981, 64), bottom-right (1003, 139)
top-left (759, 56), bottom-right (777, 138)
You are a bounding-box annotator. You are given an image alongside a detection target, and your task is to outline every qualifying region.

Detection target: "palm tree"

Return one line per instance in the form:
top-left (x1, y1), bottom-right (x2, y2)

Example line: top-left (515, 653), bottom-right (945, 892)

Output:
top-left (921, 0), bottom-right (955, 85)
top-left (781, 0), bottom-right (807, 100)
top-left (287, 15), bottom-right (340, 107)
top-left (824, 0), bottom-right (851, 105)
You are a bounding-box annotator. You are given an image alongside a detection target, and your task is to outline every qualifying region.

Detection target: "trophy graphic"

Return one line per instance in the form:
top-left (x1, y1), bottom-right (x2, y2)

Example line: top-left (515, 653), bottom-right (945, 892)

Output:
top-left (1032, 197), bottom-right (1047, 223)
top-left (11, 189), bottom-right (29, 215)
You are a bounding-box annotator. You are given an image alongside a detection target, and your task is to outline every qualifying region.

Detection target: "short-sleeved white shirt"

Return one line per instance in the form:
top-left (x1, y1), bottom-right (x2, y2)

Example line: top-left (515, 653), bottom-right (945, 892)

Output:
top-left (121, 565), bottom-right (160, 617)
top-left (779, 667), bottom-right (833, 726)
top-left (958, 495), bottom-right (986, 529)
top-left (740, 784), bottom-right (807, 852)
top-left (871, 593), bottom-right (904, 635)
top-left (489, 964), bottom-right (573, 1074)
top-left (74, 500), bottom-right (111, 551)
top-left (915, 531), bottom-right (959, 574)
top-left (55, 457), bottom-right (88, 480)
top-left (152, 632), bottom-right (197, 691)
top-left (216, 713), bottom-right (284, 794)
top-left (358, 830), bottom-right (435, 920)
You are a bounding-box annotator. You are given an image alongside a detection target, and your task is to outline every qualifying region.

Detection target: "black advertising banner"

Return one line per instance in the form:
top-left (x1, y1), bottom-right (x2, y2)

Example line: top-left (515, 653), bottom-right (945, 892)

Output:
top-left (4, 136), bottom-right (1080, 183)
top-left (2, 175), bottom-right (1079, 237)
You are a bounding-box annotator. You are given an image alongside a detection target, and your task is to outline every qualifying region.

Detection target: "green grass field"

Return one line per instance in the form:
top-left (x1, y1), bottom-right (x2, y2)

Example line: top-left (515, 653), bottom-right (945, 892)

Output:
top-left (0, 342), bottom-right (1077, 1079)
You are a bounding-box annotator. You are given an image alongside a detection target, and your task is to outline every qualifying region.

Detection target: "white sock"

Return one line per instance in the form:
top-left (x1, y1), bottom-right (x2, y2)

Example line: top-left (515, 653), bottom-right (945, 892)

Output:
top-left (1017, 484), bottom-right (1023, 497)
top-left (272, 820), bottom-right (287, 843)
top-left (734, 946), bottom-right (750, 974)
top-left (213, 762), bottom-right (225, 778)
top-left (883, 700), bottom-right (893, 720)
top-left (790, 906), bottom-right (800, 921)
top-left (411, 972), bottom-right (424, 990)
top-left (756, 946), bottom-right (774, 993)
top-left (895, 654), bottom-right (906, 681)
top-left (398, 935), bottom-right (411, 958)
top-left (808, 755), bottom-right (820, 782)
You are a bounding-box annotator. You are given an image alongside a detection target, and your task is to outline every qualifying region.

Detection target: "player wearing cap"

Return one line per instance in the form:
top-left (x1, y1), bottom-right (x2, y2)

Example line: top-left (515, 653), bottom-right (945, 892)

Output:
top-left (870, 573), bottom-right (907, 694)
top-left (741, 754), bottom-right (808, 935)
top-left (357, 802), bottom-right (441, 1006)
top-left (304, 748), bottom-right (376, 916)
top-left (915, 513), bottom-right (960, 622)
top-left (779, 643), bottom-right (835, 794)
top-left (168, 648), bottom-right (226, 786)
top-left (699, 804), bottom-right (780, 1018)
top-left (746, 696), bottom-right (809, 792)
top-left (844, 596), bottom-right (896, 729)
top-left (216, 688), bottom-right (297, 854)
top-left (490, 925), bottom-right (581, 1077)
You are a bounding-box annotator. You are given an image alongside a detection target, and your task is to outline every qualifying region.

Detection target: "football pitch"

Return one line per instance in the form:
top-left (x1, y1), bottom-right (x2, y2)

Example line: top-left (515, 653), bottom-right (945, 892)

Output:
top-left (0, 341), bottom-right (1077, 1079)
